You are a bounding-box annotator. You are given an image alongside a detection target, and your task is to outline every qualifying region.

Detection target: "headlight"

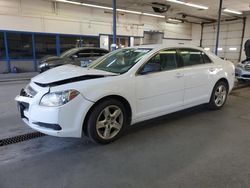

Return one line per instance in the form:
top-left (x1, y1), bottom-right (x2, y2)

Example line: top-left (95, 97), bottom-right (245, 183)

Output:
top-left (39, 63), bottom-right (48, 68)
top-left (40, 90), bottom-right (80, 107)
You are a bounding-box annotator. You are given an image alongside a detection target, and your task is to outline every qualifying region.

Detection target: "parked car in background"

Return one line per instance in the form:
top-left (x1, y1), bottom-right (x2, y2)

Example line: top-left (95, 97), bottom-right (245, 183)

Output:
top-left (16, 45), bottom-right (235, 144)
top-left (235, 39), bottom-right (250, 83)
top-left (38, 47), bottom-right (109, 72)
top-left (235, 59), bottom-right (250, 82)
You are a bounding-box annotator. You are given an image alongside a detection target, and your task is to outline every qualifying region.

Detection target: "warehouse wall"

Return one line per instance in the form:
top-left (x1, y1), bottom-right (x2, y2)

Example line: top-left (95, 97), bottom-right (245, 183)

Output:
top-left (0, 0), bottom-right (192, 41)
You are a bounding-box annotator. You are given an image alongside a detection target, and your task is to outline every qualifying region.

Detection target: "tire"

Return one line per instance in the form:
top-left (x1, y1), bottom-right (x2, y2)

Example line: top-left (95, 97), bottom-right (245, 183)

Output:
top-left (87, 99), bottom-right (129, 144)
top-left (207, 81), bottom-right (228, 110)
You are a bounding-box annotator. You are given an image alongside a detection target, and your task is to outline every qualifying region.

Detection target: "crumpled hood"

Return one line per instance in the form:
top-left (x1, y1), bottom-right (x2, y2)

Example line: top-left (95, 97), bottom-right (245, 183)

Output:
top-left (32, 64), bottom-right (117, 86)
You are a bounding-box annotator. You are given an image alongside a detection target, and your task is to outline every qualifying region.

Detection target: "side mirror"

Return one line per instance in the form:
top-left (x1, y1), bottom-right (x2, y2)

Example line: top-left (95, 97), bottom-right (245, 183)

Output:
top-left (140, 63), bottom-right (161, 75)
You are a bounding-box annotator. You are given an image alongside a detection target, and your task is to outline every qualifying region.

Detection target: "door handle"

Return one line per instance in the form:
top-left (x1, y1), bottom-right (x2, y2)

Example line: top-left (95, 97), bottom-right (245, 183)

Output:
top-left (175, 73), bottom-right (184, 78)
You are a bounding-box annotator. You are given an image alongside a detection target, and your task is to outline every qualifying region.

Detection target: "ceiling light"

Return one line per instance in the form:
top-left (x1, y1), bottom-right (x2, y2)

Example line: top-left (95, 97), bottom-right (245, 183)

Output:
top-left (56, 0), bottom-right (81, 5)
top-left (185, 3), bottom-right (208, 10)
top-left (166, 0), bottom-right (208, 10)
top-left (142, 13), bottom-right (165, 18)
top-left (81, 3), bottom-right (112, 10)
top-left (166, 0), bottom-right (186, 5)
top-left (117, 9), bottom-right (141, 15)
top-left (218, 48), bottom-right (223, 51)
top-left (55, 0), bottom-right (165, 18)
top-left (229, 47), bottom-right (237, 51)
top-left (223, 9), bottom-right (242, 15)
top-left (167, 18), bottom-right (183, 23)
top-left (204, 47), bottom-right (210, 51)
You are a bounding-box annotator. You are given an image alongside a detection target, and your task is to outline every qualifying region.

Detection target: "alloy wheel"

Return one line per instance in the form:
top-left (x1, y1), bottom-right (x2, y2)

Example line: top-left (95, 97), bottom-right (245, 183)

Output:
top-left (96, 105), bottom-right (124, 140)
top-left (214, 85), bottom-right (227, 107)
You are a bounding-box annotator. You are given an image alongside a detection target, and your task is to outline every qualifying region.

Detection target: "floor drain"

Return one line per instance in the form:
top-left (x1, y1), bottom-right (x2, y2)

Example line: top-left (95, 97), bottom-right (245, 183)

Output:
top-left (0, 132), bottom-right (45, 147)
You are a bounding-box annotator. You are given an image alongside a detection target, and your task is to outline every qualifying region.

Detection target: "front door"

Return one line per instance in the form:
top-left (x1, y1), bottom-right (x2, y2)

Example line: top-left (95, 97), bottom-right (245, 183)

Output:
top-left (135, 49), bottom-right (185, 119)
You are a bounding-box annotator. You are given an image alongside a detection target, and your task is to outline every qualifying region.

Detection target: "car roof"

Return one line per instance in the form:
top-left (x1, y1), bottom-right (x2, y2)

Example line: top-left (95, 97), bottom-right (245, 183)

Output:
top-left (133, 44), bottom-right (205, 51)
top-left (71, 47), bottom-right (109, 51)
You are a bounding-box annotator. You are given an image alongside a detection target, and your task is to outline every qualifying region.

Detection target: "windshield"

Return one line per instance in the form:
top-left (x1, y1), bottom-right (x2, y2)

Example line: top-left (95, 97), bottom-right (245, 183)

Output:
top-left (88, 48), bottom-right (151, 74)
top-left (60, 48), bottom-right (78, 58)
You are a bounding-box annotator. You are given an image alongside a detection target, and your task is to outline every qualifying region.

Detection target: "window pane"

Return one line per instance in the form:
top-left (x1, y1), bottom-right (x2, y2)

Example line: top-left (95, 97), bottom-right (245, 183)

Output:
top-left (7, 33), bottom-right (33, 59)
top-left (202, 52), bottom-right (212, 63)
top-left (159, 50), bottom-right (177, 70)
top-left (179, 49), bottom-right (204, 66)
top-left (0, 32), bottom-right (5, 59)
top-left (143, 49), bottom-right (177, 73)
top-left (60, 35), bottom-right (81, 53)
top-left (35, 34), bottom-right (57, 59)
top-left (82, 37), bottom-right (99, 47)
top-left (92, 49), bottom-right (109, 56)
top-left (109, 36), bottom-right (129, 49)
top-left (76, 49), bottom-right (92, 58)
top-left (89, 48), bottom-right (151, 74)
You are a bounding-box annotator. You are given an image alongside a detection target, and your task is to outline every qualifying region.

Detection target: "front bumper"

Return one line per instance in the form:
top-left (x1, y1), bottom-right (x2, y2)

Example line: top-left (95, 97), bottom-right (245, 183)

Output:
top-left (15, 82), bottom-right (94, 138)
top-left (235, 67), bottom-right (250, 80)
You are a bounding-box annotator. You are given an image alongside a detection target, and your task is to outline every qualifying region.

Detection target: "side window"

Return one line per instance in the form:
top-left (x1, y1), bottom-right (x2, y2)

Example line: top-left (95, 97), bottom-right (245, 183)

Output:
top-left (202, 52), bottom-right (212, 63)
top-left (159, 50), bottom-right (177, 70)
top-left (140, 49), bottom-right (177, 74)
top-left (178, 49), bottom-right (204, 67)
top-left (75, 49), bottom-right (92, 58)
top-left (93, 49), bottom-right (109, 56)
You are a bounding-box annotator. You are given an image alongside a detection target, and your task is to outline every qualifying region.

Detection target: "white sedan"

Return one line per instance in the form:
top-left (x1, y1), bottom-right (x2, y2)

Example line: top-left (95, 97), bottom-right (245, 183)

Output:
top-left (15, 45), bottom-right (235, 144)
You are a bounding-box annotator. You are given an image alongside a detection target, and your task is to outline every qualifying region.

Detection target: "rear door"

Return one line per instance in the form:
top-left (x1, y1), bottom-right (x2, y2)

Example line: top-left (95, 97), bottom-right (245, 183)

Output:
top-left (177, 48), bottom-right (213, 106)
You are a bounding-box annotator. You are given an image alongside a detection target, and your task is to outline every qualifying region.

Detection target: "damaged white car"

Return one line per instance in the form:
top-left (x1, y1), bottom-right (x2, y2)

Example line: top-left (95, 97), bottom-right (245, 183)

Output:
top-left (15, 45), bottom-right (235, 144)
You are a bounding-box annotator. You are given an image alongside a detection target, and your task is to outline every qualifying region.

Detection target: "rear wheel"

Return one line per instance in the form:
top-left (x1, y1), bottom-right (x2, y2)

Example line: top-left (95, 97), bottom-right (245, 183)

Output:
top-left (87, 99), bottom-right (128, 144)
top-left (208, 81), bottom-right (228, 110)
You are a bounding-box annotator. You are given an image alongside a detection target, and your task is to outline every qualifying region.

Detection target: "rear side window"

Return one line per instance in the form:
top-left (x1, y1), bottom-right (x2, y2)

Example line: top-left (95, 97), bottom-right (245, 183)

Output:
top-left (178, 49), bottom-right (204, 67)
top-left (76, 49), bottom-right (92, 58)
top-left (92, 49), bottom-right (109, 56)
top-left (202, 53), bottom-right (212, 63)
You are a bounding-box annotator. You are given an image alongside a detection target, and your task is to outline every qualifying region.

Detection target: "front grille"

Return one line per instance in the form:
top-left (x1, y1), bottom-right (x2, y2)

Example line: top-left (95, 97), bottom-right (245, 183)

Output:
top-left (242, 75), bottom-right (250, 78)
top-left (245, 64), bottom-right (250, 71)
top-left (18, 102), bottom-right (29, 120)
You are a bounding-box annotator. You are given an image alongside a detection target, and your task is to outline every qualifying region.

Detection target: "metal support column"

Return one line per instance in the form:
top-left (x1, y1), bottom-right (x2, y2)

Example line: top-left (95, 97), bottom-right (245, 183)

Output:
top-left (200, 23), bottom-right (204, 47)
top-left (32, 34), bottom-right (37, 71)
top-left (111, 0), bottom-right (117, 51)
top-left (3, 32), bottom-right (10, 73)
top-left (215, 0), bottom-right (223, 55)
top-left (239, 17), bottom-right (246, 61)
top-left (56, 35), bottom-right (60, 56)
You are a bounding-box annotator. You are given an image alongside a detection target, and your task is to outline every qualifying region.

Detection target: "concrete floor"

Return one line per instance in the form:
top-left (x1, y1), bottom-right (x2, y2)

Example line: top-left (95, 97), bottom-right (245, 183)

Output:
top-left (0, 81), bottom-right (250, 188)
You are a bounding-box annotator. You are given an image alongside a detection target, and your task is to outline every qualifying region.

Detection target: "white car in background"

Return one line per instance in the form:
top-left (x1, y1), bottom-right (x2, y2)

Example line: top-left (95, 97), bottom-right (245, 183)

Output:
top-left (235, 60), bottom-right (250, 82)
top-left (15, 45), bottom-right (235, 144)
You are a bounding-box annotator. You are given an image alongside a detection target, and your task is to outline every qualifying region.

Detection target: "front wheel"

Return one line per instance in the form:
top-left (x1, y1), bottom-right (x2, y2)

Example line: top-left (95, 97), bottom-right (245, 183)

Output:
top-left (87, 99), bottom-right (128, 144)
top-left (208, 81), bottom-right (228, 110)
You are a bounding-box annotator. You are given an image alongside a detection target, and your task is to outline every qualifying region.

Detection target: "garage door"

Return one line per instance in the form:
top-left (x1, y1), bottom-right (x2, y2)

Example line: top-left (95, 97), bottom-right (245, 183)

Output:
top-left (201, 20), bottom-right (244, 64)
